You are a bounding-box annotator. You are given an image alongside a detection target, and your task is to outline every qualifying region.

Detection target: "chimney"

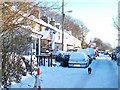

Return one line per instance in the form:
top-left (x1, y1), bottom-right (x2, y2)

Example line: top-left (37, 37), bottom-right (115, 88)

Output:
top-left (56, 23), bottom-right (61, 29)
top-left (41, 16), bottom-right (48, 23)
top-left (49, 18), bottom-right (55, 27)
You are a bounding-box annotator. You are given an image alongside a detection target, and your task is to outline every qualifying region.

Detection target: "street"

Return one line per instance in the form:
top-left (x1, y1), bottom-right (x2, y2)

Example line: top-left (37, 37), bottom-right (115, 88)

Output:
top-left (0, 1), bottom-right (119, 89)
top-left (9, 55), bottom-right (118, 88)
top-left (74, 59), bottom-right (118, 88)
top-left (41, 55), bottom-right (118, 88)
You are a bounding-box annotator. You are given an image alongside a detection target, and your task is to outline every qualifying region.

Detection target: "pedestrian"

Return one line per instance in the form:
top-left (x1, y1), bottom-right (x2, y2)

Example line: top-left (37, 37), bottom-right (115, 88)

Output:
top-left (88, 67), bottom-right (92, 74)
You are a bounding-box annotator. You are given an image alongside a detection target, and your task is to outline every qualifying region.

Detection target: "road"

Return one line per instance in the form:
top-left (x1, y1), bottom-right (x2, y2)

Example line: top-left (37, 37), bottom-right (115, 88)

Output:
top-left (41, 55), bottom-right (118, 88)
top-left (9, 54), bottom-right (118, 88)
top-left (74, 59), bottom-right (118, 88)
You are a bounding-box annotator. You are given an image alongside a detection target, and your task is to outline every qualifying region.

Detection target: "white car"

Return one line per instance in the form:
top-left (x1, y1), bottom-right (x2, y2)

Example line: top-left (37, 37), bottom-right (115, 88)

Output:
top-left (86, 48), bottom-right (96, 60)
top-left (77, 49), bottom-right (92, 64)
top-left (77, 49), bottom-right (91, 58)
top-left (68, 52), bottom-right (89, 68)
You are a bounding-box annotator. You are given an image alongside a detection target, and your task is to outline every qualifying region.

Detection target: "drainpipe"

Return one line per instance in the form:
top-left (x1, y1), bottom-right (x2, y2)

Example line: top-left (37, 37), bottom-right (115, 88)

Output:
top-left (39, 35), bottom-right (43, 55)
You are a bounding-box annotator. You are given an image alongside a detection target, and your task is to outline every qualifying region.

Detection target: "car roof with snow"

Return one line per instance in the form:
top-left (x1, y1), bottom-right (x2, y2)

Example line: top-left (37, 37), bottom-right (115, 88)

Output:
top-left (86, 48), bottom-right (95, 55)
top-left (77, 49), bottom-right (90, 56)
top-left (55, 50), bottom-right (67, 55)
top-left (69, 51), bottom-right (89, 60)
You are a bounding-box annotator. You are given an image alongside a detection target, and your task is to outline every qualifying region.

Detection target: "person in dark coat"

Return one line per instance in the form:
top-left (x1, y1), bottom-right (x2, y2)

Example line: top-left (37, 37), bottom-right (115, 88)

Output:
top-left (88, 67), bottom-right (92, 74)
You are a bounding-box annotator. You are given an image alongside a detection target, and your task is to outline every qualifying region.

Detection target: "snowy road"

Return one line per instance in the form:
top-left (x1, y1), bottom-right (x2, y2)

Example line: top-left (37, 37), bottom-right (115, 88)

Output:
top-left (41, 55), bottom-right (118, 88)
top-left (74, 59), bottom-right (118, 88)
top-left (10, 55), bottom-right (118, 88)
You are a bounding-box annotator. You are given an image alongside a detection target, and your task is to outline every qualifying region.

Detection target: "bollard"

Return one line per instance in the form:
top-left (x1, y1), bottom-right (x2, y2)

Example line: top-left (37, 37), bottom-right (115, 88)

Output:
top-left (34, 67), bottom-right (41, 90)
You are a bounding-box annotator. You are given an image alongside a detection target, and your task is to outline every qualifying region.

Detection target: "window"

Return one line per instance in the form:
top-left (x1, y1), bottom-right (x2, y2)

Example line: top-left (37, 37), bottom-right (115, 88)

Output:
top-left (58, 32), bottom-right (60, 40)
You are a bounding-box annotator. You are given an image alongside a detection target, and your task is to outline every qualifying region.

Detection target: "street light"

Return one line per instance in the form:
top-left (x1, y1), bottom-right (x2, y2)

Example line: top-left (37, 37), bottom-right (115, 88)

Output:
top-left (61, 0), bottom-right (72, 51)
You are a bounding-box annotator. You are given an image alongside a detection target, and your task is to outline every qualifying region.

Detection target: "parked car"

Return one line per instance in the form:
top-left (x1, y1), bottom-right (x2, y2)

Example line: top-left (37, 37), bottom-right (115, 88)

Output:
top-left (55, 50), bottom-right (70, 67)
top-left (68, 52), bottom-right (89, 68)
top-left (116, 52), bottom-right (120, 66)
top-left (86, 48), bottom-right (96, 60)
top-left (55, 50), bottom-right (67, 62)
top-left (104, 50), bottom-right (111, 56)
top-left (111, 50), bottom-right (117, 60)
top-left (55, 50), bottom-right (67, 56)
top-left (77, 49), bottom-right (92, 64)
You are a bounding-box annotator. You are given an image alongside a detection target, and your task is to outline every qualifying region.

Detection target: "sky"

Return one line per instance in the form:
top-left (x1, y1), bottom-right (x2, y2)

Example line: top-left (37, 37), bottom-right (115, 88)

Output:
top-left (39, 0), bottom-right (119, 48)
top-left (62, 0), bottom-right (119, 48)
top-left (9, 54), bottom-right (118, 88)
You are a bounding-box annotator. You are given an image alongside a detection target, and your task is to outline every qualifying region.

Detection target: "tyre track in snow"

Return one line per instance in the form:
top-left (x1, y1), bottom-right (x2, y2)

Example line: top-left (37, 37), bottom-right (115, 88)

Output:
top-left (74, 59), bottom-right (118, 88)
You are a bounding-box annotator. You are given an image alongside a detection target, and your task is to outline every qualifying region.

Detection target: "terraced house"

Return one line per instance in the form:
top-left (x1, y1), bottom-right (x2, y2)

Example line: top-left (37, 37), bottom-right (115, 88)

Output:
top-left (0, 2), bottom-right (81, 56)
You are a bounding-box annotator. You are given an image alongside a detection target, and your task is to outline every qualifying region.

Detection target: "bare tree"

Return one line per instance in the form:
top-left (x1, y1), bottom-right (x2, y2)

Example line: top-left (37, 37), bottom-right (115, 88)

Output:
top-left (0, 2), bottom-right (33, 87)
top-left (101, 43), bottom-right (112, 51)
top-left (113, 17), bottom-right (120, 46)
top-left (113, 17), bottom-right (120, 31)
top-left (93, 37), bottom-right (103, 47)
top-left (92, 37), bottom-right (112, 51)
top-left (0, 1), bottom-right (62, 87)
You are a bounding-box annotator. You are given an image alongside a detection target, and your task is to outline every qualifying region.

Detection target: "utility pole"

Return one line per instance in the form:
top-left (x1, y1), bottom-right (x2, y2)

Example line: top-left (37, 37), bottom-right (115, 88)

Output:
top-left (61, 0), bottom-right (72, 51)
top-left (62, 0), bottom-right (65, 51)
top-left (30, 42), bottom-right (33, 75)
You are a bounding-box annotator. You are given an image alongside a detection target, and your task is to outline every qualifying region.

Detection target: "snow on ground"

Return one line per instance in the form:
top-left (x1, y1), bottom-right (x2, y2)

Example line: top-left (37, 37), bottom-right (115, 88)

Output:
top-left (9, 54), bottom-right (118, 88)
top-left (10, 73), bottom-right (35, 88)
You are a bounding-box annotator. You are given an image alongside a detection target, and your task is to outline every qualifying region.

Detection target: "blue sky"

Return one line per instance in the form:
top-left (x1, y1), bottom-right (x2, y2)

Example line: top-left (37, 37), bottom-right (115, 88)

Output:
top-left (45, 0), bottom-right (119, 47)
top-left (60, 0), bottom-right (118, 47)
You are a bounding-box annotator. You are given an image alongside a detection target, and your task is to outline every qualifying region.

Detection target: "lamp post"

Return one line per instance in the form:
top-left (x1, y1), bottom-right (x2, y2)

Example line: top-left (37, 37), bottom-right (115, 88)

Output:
top-left (61, 0), bottom-right (72, 51)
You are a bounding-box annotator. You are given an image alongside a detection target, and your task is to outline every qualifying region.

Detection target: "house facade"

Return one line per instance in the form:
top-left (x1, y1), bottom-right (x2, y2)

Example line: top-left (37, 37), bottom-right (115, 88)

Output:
top-left (64, 30), bottom-right (81, 51)
top-left (41, 18), bottom-right (81, 52)
top-left (3, 3), bottom-right (81, 55)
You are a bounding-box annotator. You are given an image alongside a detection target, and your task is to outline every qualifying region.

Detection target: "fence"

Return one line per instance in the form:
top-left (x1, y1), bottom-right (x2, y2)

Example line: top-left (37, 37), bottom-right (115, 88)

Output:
top-left (36, 53), bottom-right (53, 67)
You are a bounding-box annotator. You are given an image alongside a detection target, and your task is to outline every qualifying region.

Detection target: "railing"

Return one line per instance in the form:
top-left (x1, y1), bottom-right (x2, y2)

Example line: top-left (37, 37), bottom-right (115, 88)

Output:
top-left (36, 53), bottom-right (53, 67)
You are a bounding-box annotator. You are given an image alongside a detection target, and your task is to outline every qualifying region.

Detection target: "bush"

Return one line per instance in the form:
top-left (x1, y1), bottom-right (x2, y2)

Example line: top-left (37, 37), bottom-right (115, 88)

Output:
top-left (2, 54), bottom-right (27, 87)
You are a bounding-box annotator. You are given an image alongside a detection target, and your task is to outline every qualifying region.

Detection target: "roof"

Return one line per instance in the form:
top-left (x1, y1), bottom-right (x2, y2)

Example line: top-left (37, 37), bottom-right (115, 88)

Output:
top-left (4, 3), bottom-right (60, 34)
